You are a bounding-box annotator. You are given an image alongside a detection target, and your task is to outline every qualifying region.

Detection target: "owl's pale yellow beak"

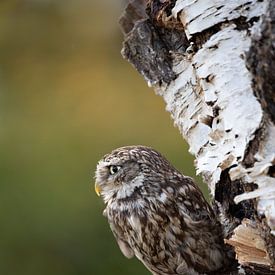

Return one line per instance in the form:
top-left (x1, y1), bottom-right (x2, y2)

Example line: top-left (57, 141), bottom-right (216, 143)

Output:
top-left (94, 183), bottom-right (101, 196)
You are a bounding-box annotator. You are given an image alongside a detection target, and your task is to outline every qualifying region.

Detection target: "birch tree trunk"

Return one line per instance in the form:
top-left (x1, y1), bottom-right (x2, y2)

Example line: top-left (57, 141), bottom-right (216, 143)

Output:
top-left (120, 0), bottom-right (275, 274)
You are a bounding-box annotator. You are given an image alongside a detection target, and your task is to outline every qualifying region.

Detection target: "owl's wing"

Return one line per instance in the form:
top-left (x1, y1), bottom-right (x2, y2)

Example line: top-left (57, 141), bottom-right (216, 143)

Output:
top-left (176, 176), bottom-right (215, 221)
top-left (109, 220), bottom-right (134, 259)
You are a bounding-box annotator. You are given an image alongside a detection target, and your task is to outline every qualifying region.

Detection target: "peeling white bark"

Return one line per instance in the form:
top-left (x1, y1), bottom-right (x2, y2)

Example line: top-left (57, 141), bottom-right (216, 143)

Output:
top-left (172, 0), bottom-right (268, 38)
top-left (159, 25), bottom-right (263, 188)
top-left (152, 0), bottom-right (275, 235)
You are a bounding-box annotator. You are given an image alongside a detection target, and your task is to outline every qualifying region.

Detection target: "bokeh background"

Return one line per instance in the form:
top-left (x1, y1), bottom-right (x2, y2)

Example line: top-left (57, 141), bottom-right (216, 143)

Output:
top-left (0, 1), bottom-right (205, 274)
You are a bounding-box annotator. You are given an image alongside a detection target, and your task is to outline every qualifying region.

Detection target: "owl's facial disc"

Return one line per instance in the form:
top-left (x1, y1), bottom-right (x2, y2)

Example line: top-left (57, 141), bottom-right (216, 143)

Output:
top-left (95, 157), bottom-right (142, 203)
top-left (95, 164), bottom-right (122, 196)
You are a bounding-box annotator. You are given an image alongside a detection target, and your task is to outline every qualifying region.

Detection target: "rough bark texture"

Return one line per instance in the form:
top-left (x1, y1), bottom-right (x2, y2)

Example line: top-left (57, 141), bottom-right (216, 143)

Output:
top-left (120, 0), bottom-right (275, 274)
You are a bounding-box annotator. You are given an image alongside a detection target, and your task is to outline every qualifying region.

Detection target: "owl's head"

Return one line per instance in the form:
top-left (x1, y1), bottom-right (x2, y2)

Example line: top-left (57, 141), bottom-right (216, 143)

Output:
top-left (94, 145), bottom-right (173, 203)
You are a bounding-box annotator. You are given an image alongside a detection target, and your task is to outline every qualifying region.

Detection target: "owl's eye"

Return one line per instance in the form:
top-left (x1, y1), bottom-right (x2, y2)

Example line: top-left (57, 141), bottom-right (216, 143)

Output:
top-left (109, 165), bottom-right (121, 175)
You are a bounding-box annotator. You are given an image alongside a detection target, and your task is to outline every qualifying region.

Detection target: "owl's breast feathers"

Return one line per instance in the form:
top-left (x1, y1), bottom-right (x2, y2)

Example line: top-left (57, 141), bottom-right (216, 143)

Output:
top-left (105, 176), bottom-right (227, 275)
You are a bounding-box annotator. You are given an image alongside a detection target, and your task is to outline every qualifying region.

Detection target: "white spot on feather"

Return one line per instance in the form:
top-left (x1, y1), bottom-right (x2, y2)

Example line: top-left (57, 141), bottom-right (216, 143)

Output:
top-left (159, 192), bottom-right (167, 203)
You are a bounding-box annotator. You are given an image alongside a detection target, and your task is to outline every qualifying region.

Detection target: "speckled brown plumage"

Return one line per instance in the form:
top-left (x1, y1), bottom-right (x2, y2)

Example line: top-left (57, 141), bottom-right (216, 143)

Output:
top-left (95, 146), bottom-right (231, 275)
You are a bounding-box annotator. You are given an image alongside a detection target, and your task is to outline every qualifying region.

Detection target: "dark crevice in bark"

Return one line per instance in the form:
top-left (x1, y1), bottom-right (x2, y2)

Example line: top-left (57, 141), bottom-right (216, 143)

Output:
top-left (243, 124), bottom-right (266, 168)
top-left (268, 165), bottom-right (275, 177)
top-left (215, 169), bottom-right (257, 237)
top-left (215, 169), bottom-right (257, 220)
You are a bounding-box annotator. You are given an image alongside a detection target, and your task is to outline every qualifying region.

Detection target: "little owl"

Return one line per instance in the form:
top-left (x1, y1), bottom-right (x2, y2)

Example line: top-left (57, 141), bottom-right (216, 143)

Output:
top-left (94, 145), bottom-right (230, 274)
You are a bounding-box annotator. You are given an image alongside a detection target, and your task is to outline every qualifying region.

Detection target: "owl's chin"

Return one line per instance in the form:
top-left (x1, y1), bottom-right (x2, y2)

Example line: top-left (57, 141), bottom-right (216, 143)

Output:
top-left (101, 188), bottom-right (119, 204)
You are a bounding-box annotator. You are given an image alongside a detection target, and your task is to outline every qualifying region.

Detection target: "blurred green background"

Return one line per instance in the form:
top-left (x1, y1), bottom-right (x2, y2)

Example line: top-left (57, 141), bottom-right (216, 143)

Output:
top-left (0, 1), bottom-right (205, 274)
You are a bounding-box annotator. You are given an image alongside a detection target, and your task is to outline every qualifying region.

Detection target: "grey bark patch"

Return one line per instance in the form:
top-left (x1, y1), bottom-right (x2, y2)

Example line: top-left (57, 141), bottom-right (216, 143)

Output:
top-left (120, 0), bottom-right (189, 86)
top-left (121, 19), bottom-right (177, 86)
